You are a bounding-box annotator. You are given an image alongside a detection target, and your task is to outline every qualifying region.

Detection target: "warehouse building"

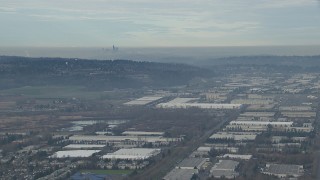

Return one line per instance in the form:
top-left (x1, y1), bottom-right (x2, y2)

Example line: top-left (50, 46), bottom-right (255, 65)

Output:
top-left (231, 99), bottom-right (273, 105)
top-left (240, 112), bottom-right (275, 117)
top-left (102, 148), bottom-right (160, 160)
top-left (122, 131), bottom-right (164, 136)
top-left (279, 106), bottom-right (312, 111)
top-left (63, 144), bottom-right (105, 149)
top-left (210, 160), bottom-right (239, 179)
top-left (204, 93), bottom-right (228, 102)
top-left (236, 116), bottom-right (273, 122)
top-left (209, 132), bottom-right (257, 141)
top-left (219, 154), bottom-right (252, 160)
top-left (157, 103), bottom-right (243, 109)
top-left (207, 144), bottom-right (239, 153)
top-left (68, 135), bottom-right (180, 146)
top-left (190, 147), bottom-right (212, 157)
top-left (247, 94), bottom-right (274, 100)
top-left (176, 158), bottom-right (208, 170)
top-left (246, 104), bottom-right (275, 111)
top-left (281, 111), bottom-right (316, 118)
top-left (163, 168), bottom-right (198, 180)
top-left (227, 121), bottom-right (293, 132)
top-left (229, 121), bottom-right (293, 127)
top-left (50, 150), bottom-right (100, 158)
top-left (124, 96), bottom-right (164, 105)
top-left (262, 163), bottom-right (304, 178)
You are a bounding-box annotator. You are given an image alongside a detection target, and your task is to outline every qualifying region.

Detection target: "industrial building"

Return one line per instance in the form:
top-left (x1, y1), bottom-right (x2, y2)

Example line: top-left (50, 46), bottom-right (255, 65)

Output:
top-left (229, 121), bottom-right (293, 127)
top-left (157, 103), bottom-right (243, 109)
top-left (231, 99), bottom-right (273, 105)
top-left (190, 147), bottom-right (212, 157)
top-left (50, 150), bottom-right (100, 158)
top-left (219, 154), bottom-right (252, 160)
top-left (210, 160), bottom-right (239, 179)
top-left (102, 148), bottom-right (161, 160)
top-left (163, 168), bottom-right (198, 180)
top-left (63, 144), bottom-right (105, 149)
top-left (246, 104), bottom-right (275, 111)
top-left (124, 96), bottom-right (164, 105)
top-left (156, 97), bottom-right (243, 109)
top-left (281, 111), bottom-right (316, 118)
top-left (68, 135), bottom-right (180, 146)
top-left (262, 163), bottom-right (304, 178)
top-left (240, 112), bottom-right (275, 117)
top-left (279, 106), bottom-right (312, 111)
top-left (226, 121), bottom-right (294, 132)
top-left (207, 144), bottom-right (239, 153)
top-left (176, 158), bottom-right (208, 170)
top-left (247, 94), bottom-right (274, 100)
top-left (164, 98), bottom-right (199, 103)
top-left (204, 93), bottom-right (228, 102)
top-left (209, 132), bottom-right (257, 141)
top-left (197, 146), bottom-right (212, 153)
top-left (236, 116), bottom-right (273, 122)
top-left (122, 131), bottom-right (164, 136)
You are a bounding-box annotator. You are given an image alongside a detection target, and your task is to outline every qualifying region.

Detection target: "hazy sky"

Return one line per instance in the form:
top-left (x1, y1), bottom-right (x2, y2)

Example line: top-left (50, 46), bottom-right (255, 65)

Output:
top-left (1, 0), bottom-right (320, 47)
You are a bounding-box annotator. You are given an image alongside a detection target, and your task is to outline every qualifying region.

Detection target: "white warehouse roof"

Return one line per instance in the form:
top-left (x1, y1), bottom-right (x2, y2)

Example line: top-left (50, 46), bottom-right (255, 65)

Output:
top-left (102, 148), bottom-right (161, 160)
top-left (50, 150), bottom-right (100, 158)
top-left (229, 121), bottom-right (293, 126)
top-left (220, 154), bottom-right (252, 160)
top-left (122, 131), bottom-right (164, 136)
top-left (124, 96), bottom-right (163, 105)
top-left (63, 144), bottom-right (106, 149)
top-left (157, 103), bottom-right (243, 109)
top-left (166, 98), bottom-right (199, 103)
top-left (210, 132), bottom-right (256, 141)
top-left (69, 135), bottom-right (179, 143)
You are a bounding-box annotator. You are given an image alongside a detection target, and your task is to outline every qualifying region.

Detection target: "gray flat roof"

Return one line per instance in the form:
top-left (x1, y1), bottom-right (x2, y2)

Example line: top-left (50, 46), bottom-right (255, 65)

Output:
top-left (177, 158), bottom-right (207, 168)
top-left (264, 164), bottom-right (303, 176)
top-left (213, 160), bottom-right (239, 170)
top-left (163, 168), bottom-right (198, 180)
top-left (211, 169), bottom-right (239, 178)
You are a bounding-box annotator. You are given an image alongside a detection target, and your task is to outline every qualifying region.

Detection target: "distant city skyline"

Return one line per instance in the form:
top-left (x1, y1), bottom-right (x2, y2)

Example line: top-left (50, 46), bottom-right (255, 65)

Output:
top-left (1, 0), bottom-right (320, 47)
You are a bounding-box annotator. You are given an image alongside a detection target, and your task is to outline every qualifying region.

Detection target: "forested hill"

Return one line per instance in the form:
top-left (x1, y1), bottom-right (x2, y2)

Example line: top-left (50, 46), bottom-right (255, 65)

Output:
top-left (0, 56), bottom-right (214, 90)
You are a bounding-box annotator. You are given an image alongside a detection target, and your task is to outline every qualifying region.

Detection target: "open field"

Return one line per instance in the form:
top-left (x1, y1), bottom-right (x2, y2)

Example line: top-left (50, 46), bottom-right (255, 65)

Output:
top-left (0, 86), bottom-right (104, 99)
